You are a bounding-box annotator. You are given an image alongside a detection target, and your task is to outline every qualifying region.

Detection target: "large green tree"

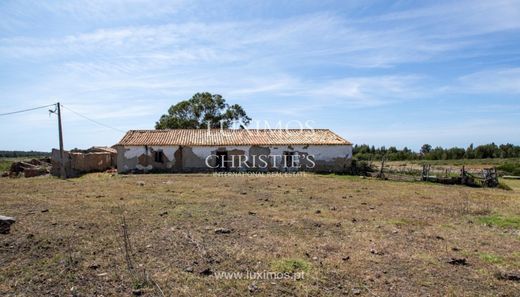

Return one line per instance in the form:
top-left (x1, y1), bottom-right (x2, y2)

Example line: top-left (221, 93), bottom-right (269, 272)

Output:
top-left (155, 92), bottom-right (251, 129)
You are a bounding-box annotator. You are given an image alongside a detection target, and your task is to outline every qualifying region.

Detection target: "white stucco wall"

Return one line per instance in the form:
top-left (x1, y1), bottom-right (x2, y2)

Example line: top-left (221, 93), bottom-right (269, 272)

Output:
top-left (118, 145), bottom-right (179, 172)
top-left (117, 144), bottom-right (352, 172)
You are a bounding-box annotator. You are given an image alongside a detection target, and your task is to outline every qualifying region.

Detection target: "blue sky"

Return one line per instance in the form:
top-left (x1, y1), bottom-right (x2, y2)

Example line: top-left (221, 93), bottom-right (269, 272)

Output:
top-left (1, 0), bottom-right (519, 151)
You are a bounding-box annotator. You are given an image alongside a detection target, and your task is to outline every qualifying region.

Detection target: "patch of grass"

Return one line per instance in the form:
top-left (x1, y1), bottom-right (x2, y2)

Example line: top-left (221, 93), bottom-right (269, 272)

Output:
top-left (271, 258), bottom-right (310, 274)
top-left (501, 179), bottom-right (520, 192)
top-left (388, 218), bottom-right (427, 227)
top-left (477, 214), bottom-right (520, 229)
top-left (479, 253), bottom-right (504, 264)
top-left (497, 182), bottom-right (513, 191)
top-left (0, 160), bottom-right (11, 172)
top-left (414, 253), bottom-right (437, 265)
top-left (441, 223), bottom-right (456, 230)
top-left (320, 173), bottom-right (362, 180)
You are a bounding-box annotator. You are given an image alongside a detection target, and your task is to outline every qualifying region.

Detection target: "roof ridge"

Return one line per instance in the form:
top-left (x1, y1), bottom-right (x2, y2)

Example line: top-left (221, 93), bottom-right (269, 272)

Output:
top-left (117, 128), bottom-right (352, 146)
top-left (130, 128), bottom-right (330, 132)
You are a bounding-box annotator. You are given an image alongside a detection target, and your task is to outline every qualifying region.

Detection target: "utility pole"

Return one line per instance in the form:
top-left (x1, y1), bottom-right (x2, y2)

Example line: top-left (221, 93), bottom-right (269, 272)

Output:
top-left (57, 102), bottom-right (66, 179)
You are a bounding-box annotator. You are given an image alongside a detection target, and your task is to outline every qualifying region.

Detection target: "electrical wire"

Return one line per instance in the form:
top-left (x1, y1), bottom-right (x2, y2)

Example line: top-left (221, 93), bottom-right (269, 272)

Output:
top-left (0, 103), bottom-right (56, 116)
top-left (60, 104), bottom-right (126, 133)
top-left (0, 102), bottom-right (125, 134)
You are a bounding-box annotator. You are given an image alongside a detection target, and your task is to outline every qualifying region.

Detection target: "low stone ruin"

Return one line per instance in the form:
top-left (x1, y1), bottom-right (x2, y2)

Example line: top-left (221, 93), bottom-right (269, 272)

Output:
top-left (2, 158), bottom-right (51, 178)
top-left (51, 146), bottom-right (117, 178)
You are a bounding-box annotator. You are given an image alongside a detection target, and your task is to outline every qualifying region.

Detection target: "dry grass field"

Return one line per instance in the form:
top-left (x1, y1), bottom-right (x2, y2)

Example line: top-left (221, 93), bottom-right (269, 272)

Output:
top-left (1, 173), bottom-right (519, 296)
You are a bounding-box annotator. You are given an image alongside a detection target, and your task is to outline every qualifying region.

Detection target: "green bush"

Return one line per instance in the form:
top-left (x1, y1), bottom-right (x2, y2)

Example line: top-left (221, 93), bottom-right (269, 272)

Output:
top-left (497, 162), bottom-right (520, 176)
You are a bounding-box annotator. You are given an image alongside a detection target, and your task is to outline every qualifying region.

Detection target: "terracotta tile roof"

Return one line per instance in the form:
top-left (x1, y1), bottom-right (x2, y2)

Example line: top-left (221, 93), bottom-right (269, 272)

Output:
top-left (116, 129), bottom-right (351, 146)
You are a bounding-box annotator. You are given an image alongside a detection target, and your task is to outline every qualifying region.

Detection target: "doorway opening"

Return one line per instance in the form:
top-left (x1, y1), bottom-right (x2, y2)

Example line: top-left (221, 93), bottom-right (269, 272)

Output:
top-left (215, 151), bottom-right (229, 171)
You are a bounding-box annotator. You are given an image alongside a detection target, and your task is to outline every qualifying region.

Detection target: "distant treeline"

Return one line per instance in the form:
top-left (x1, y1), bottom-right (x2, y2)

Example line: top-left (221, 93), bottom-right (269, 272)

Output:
top-left (0, 150), bottom-right (51, 158)
top-left (354, 143), bottom-right (520, 161)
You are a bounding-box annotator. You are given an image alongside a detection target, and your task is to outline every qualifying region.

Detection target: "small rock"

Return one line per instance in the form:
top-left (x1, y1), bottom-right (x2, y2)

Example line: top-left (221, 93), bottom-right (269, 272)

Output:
top-left (0, 215), bottom-right (16, 234)
top-left (41, 209), bottom-right (49, 213)
top-left (351, 218), bottom-right (357, 223)
top-left (214, 228), bottom-right (231, 234)
top-left (330, 206), bottom-right (337, 211)
top-left (370, 248), bottom-right (384, 255)
top-left (312, 256), bottom-right (318, 260)
top-left (88, 263), bottom-right (100, 270)
top-left (200, 267), bottom-right (213, 276)
top-left (451, 247), bottom-right (460, 251)
top-left (185, 267), bottom-right (194, 273)
top-left (352, 288), bottom-right (362, 295)
top-left (248, 211), bottom-right (257, 215)
top-left (447, 258), bottom-right (468, 266)
top-left (315, 210), bottom-right (321, 214)
top-left (248, 282), bottom-right (258, 292)
top-left (342, 256), bottom-right (350, 261)
top-left (240, 191), bottom-right (247, 195)
top-left (495, 271), bottom-right (520, 282)
top-left (159, 211), bottom-right (168, 216)
top-left (136, 181), bottom-right (145, 186)
top-left (132, 289), bottom-right (143, 296)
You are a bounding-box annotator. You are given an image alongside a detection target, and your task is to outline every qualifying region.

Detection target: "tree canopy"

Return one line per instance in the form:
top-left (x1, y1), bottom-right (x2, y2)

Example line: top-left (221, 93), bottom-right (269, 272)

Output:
top-left (353, 143), bottom-right (520, 161)
top-left (155, 92), bottom-right (251, 129)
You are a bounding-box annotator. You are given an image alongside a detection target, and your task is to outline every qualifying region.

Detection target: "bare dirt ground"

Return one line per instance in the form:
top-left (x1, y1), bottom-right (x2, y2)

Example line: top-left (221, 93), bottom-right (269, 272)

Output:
top-left (1, 173), bottom-right (519, 296)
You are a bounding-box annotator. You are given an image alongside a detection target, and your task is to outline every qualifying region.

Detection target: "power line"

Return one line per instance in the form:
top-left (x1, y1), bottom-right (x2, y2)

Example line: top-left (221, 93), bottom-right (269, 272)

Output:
top-left (0, 102), bottom-right (125, 133)
top-left (0, 103), bottom-right (56, 116)
top-left (60, 104), bottom-right (126, 133)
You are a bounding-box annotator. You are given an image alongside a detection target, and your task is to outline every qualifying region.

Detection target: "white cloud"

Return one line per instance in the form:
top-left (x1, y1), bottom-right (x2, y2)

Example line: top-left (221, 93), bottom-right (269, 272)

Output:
top-left (0, 11), bottom-right (490, 67)
top-left (364, 0), bottom-right (520, 36)
top-left (449, 68), bottom-right (520, 94)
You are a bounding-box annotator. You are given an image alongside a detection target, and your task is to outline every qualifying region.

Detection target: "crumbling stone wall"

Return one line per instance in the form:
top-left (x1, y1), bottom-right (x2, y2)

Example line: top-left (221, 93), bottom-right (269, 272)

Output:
top-left (116, 145), bottom-right (178, 173)
top-left (116, 144), bottom-right (352, 173)
top-left (51, 149), bottom-right (117, 177)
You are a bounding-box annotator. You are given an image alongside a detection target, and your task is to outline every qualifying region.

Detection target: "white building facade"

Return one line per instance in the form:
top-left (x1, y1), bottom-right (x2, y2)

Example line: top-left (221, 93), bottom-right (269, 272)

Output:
top-left (115, 129), bottom-right (352, 173)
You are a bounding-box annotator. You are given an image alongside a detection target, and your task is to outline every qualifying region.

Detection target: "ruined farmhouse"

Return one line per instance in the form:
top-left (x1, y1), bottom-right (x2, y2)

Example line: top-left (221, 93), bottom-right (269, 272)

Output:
top-left (115, 129), bottom-right (352, 173)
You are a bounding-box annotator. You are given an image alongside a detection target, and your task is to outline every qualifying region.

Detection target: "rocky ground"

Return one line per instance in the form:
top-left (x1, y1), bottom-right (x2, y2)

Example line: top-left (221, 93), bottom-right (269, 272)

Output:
top-left (0, 173), bottom-right (519, 296)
